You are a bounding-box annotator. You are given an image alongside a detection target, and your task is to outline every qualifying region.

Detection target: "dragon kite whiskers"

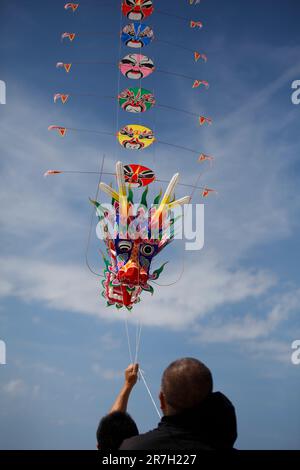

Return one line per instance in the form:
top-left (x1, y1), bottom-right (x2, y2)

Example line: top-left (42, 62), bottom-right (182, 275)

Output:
top-left (90, 162), bottom-right (190, 310)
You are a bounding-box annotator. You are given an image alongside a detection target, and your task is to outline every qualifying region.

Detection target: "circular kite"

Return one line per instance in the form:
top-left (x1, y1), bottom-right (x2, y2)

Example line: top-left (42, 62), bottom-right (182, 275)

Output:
top-left (118, 87), bottom-right (156, 113)
top-left (119, 54), bottom-right (155, 80)
top-left (121, 0), bottom-right (154, 21)
top-left (121, 23), bottom-right (154, 48)
top-left (117, 124), bottom-right (155, 150)
top-left (123, 164), bottom-right (155, 187)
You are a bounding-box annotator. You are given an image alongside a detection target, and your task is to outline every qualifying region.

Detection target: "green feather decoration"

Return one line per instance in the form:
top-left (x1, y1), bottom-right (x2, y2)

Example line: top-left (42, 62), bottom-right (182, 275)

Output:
top-left (153, 189), bottom-right (162, 206)
top-left (89, 198), bottom-right (106, 221)
top-left (126, 285), bottom-right (136, 293)
top-left (142, 284), bottom-right (154, 295)
top-left (151, 262), bottom-right (168, 280)
top-left (127, 186), bottom-right (134, 205)
top-left (140, 186), bottom-right (149, 208)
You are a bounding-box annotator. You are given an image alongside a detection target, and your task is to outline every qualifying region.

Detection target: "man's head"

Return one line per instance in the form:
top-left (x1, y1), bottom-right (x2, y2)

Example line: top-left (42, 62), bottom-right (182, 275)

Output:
top-left (159, 358), bottom-right (213, 415)
top-left (97, 411), bottom-right (138, 451)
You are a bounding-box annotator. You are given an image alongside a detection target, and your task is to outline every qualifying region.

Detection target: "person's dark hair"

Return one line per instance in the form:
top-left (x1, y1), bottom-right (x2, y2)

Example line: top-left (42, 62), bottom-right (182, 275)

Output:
top-left (97, 411), bottom-right (138, 451)
top-left (161, 357), bottom-right (213, 413)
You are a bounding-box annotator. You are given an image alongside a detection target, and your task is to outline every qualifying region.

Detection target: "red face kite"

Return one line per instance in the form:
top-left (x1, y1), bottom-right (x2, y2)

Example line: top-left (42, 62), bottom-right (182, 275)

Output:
top-left (123, 164), bottom-right (155, 187)
top-left (121, 0), bottom-right (154, 21)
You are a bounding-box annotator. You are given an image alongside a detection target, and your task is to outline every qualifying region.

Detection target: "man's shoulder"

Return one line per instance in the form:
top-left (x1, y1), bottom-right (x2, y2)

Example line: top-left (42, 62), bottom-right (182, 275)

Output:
top-left (120, 427), bottom-right (163, 450)
top-left (120, 426), bottom-right (211, 451)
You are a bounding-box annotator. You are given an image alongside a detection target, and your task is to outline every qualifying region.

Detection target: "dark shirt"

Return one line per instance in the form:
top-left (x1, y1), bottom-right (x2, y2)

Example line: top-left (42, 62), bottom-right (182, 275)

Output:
top-left (120, 392), bottom-right (237, 450)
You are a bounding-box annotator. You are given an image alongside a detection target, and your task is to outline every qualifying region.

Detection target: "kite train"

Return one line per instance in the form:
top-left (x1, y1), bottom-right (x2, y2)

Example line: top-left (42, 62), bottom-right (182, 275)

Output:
top-left (47, 0), bottom-right (216, 311)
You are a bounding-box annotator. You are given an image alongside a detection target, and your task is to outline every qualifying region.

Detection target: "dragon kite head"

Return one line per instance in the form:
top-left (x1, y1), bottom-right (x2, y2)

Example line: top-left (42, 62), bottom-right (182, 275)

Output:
top-left (90, 161), bottom-right (190, 310)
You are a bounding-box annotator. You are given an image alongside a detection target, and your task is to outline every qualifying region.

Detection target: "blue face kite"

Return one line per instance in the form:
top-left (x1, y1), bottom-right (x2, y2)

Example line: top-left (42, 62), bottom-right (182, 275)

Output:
top-left (121, 23), bottom-right (154, 48)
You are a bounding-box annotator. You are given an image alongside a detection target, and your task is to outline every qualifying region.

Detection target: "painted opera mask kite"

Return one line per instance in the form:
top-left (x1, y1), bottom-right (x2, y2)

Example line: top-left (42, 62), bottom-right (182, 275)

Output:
top-left (121, 0), bottom-right (154, 21)
top-left (118, 87), bottom-right (155, 113)
top-left (123, 164), bottom-right (155, 187)
top-left (121, 23), bottom-right (154, 48)
top-left (119, 54), bottom-right (155, 80)
top-left (117, 124), bottom-right (155, 150)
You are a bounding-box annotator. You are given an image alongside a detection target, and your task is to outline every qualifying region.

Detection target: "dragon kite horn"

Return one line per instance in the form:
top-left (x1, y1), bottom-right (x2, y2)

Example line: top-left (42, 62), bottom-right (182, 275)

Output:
top-left (116, 161), bottom-right (127, 197)
top-left (153, 173), bottom-right (180, 222)
top-left (99, 182), bottom-right (120, 202)
top-left (116, 161), bottom-right (128, 220)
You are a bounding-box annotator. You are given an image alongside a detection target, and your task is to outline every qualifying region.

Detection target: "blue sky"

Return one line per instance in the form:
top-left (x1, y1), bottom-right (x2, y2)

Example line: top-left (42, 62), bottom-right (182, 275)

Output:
top-left (0, 0), bottom-right (300, 450)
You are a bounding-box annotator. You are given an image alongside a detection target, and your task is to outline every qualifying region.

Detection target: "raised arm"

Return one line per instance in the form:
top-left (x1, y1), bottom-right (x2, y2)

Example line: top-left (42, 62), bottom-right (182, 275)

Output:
top-left (110, 363), bottom-right (139, 413)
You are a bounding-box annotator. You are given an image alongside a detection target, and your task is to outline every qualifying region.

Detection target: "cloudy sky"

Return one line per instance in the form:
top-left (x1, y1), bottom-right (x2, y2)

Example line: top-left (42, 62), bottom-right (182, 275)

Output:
top-left (0, 0), bottom-right (300, 449)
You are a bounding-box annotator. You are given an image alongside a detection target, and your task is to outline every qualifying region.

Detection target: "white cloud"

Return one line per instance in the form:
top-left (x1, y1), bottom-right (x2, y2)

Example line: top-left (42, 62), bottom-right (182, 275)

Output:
top-left (192, 289), bottom-right (300, 343)
top-left (12, 358), bottom-right (65, 377)
top-left (2, 379), bottom-right (27, 396)
top-left (245, 340), bottom-right (293, 365)
top-left (91, 363), bottom-right (123, 381)
top-left (99, 333), bottom-right (122, 351)
top-left (0, 46), bottom-right (299, 342)
top-left (33, 385), bottom-right (41, 397)
top-left (0, 253), bottom-right (276, 329)
top-left (0, 280), bottom-right (13, 297)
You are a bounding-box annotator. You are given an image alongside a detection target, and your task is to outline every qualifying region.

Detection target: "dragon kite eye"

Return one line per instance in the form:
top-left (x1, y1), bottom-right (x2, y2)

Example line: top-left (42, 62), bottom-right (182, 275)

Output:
top-left (140, 244), bottom-right (155, 256)
top-left (118, 240), bottom-right (133, 253)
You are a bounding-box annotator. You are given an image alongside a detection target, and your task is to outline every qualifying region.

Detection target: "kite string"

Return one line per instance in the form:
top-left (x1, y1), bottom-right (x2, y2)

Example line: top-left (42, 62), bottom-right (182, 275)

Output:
top-left (85, 154), bottom-right (106, 277)
top-left (139, 369), bottom-right (162, 419)
top-left (124, 318), bottom-right (161, 420)
top-left (151, 34), bottom-right (158, 166)
top-left (134, 320), bottom-right (143, 364)
top-left (115, 0), bottom-right (123, 158)
top-left (60, 93), bottom-right (201, 120)
top-left (125, 315), bottom-right (134, 365)
top-left (117, 1), bottom-right (129, 313)
top-left (114, 1), bottom-right (142, 315)
top-left (151, 168), bottom-right (207, 288)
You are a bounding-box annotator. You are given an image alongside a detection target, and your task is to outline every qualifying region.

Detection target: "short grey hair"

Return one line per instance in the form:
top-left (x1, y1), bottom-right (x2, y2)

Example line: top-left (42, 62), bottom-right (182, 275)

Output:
top-left (161, 357), bottom-right (213, 412)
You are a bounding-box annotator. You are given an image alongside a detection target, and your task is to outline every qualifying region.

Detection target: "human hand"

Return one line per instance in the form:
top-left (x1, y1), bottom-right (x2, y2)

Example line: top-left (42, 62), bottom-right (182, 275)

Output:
top-left (124, 363), bottom-right (139, 388)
